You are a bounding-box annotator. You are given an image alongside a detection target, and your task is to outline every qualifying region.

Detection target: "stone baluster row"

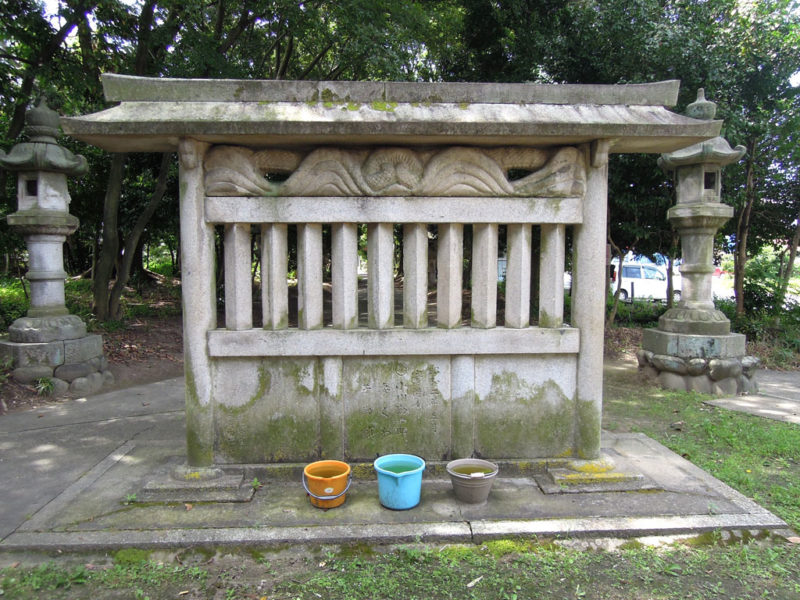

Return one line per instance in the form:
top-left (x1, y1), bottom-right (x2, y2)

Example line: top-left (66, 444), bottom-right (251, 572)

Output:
top-left (223, 221), bottom-right (567, 331)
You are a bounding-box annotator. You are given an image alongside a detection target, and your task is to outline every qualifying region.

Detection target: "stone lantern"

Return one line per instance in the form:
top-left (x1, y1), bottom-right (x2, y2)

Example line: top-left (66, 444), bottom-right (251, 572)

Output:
top-left (639, 90), bottom-right (758, 394)
top-left (0, 99), bottom-right (112, 396)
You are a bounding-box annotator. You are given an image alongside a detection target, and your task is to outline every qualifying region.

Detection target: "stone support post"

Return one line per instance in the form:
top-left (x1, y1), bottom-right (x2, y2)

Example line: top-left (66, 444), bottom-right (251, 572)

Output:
top-left (177, 138), bottom-right (219, 472)
top-left (505, 224), bottom-right (532, 328)
top-left (437, 224), bottom-right (463, 329)
top-left (261, 224), bottom-right (288, 329)
top-left (572, 142), bottom-right (611, 459)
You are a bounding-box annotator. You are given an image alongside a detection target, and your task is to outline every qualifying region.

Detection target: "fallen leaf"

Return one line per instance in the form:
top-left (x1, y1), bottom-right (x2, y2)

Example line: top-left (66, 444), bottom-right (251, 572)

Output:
top-left (178, 592), bottom-right (189, 596)
top-left (185, 503), bottom-right (193, 511)
top-left (467, 576), bottom-right (483, 588)
top-left (670, 421), bottom-right (685, 431)
top-left (10, 562), bottom-right (19, 569)
top-left (786, 537), bottom-right (800, 544)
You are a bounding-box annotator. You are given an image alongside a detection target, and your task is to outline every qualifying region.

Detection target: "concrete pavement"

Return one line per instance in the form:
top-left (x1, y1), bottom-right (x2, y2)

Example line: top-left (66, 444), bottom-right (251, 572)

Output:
top-left (0, 365), bottom-right (795, 556)
top-left (706, 368), bottom-right (800, 424)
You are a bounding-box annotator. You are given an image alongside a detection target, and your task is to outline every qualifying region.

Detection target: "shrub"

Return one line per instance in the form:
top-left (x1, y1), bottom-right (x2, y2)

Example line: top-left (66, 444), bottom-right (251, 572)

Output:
top-left (0, 278), bottom-right (28, 331)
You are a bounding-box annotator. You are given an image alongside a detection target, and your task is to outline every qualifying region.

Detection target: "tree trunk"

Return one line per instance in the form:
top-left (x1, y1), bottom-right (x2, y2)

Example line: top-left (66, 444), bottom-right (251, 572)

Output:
top-left (93, 153), bottom-right (127, 321)
top-left (108, 153), bottom-right (170, 319)
top-left (734, 137), bottom-right (758, 316)
top-left (778, 205), bottom-right (800, 305)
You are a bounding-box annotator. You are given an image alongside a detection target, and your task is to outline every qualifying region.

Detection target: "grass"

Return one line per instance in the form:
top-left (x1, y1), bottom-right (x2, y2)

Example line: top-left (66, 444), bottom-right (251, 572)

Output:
top-left (0, 559), bottom-right (208, 599)
top-left (4, 538), bottom-right (798, 599)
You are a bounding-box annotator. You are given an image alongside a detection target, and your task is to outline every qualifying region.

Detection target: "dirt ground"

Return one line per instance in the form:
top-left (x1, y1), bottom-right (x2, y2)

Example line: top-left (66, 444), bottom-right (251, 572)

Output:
top-left (0, 315), bottom-right (184, 414)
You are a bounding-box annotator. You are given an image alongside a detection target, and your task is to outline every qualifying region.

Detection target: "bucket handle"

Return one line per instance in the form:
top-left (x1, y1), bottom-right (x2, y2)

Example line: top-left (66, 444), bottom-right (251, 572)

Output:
top-left (302, 472), bottom-right (353, 501)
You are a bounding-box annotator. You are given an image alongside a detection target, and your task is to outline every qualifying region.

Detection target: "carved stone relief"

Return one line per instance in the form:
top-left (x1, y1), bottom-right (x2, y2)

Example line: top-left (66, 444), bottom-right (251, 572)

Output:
top-left (204, 145), bottom-right (586, 198)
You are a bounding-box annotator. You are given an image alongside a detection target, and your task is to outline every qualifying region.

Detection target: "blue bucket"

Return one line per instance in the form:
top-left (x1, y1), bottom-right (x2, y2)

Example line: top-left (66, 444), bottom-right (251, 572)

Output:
top-left (373, 454), bottom-right (426, 510)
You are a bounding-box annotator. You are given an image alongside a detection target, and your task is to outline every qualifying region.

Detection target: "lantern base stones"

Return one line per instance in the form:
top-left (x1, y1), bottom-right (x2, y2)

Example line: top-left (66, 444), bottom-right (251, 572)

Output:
top-left (637, 334), bottom-right (759, 396)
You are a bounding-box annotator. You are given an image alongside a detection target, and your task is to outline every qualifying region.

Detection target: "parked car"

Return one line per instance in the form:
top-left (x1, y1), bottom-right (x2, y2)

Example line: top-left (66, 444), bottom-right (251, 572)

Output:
top-left (612, 262), bottom-right (681, 302)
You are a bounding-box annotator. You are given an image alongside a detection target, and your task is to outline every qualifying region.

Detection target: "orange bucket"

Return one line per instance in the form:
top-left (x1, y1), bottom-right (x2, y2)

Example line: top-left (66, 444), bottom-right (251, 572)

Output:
top-left (302, 460), bottom-right (352, 508)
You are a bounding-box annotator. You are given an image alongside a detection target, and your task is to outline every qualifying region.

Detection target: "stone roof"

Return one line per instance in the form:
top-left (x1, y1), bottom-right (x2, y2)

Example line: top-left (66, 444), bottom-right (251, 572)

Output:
top-left (61, 74), bottom-right (721, 154)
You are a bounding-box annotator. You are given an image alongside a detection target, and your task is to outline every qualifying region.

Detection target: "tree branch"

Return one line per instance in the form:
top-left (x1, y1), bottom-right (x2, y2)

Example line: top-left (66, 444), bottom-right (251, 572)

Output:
top-left (298, 40), bottom-right (335, 80)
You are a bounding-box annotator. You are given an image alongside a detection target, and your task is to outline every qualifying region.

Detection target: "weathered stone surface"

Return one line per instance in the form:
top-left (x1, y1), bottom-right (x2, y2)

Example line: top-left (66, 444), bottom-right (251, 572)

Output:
top-left (12, 365), bottom-right (54, 383)
top-left (63, 75), bottom-right (721, 155)
top-left (60, 76), bottom-right (736, 468)
top-left (87, 371), bottom-right (104, 391)
top-left (712, 377), bottom-right (738, 396)
top-left (212, 358), bottom-right (322, 463)
top-left (686, 375), bottom-right (713, 394)
top-left (205, 145), bottom-right (586, 199)
top-left (658, 307), bottom-right (731, 335)
top-left (54, 361), bottom-right (94, 382)
top-left (51, 377), bottom-right (69, 396)
top-left (686, 358), bottom-right (708, 376)
top-left (651, 354), bottom-right (687, 375)
top-left (69, 373), bottom-right (103, 395)
top-left (639, 365), bottom-right (659, 383)
top-left (641, 329), bottom-right (746, 359)
top-left (345, 356), bottom-right (451, 460)
top-left (102, 370), bottom-right (115, 386)
top-left (0, 338), bottom-right (64, 367)
top-left (738, 375), bottom-right (756, 395)
top-left (63, 334), bottom-right (103, 364)
top-left (657, 371), bottom-right (687, 391)
top-left (741, 355), bottom-right (760, 377)
top-left (69, 376), bottom-right (90, 395)
top-left (8, 314), bottom-right (86, 343)
top-left (474, 355), bottom-right (577, 458)
top-left (708, 358), bottom-right (742, 381)
top-left (636, 349), bottom-right (653, 368)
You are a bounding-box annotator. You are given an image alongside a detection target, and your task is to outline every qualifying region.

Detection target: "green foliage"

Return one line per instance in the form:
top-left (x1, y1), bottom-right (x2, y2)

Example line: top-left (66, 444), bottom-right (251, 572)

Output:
top-left (610, 297), bottom-right (667, 328)
top-left (34, 377), bottom-right (54, 396)
top-left (0, 277), bottom-right (28, 330)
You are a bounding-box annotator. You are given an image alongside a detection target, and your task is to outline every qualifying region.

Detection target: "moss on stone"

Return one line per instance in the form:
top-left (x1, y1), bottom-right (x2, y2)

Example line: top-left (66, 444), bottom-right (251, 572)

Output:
top-left (475, 371), bottom-right (573, 457)
top-left (344, 358), bottom-right (449, 459)
top-left (575, 397), bottom-right (601, 459)
top-left (184, 360), bottom-right (214, 467)
top-left (113, 548), bottom-right (152, 565)
top-left (370, 101), bottom-right (398, 112)
top-left (215, 359), bottom-right (322, 462)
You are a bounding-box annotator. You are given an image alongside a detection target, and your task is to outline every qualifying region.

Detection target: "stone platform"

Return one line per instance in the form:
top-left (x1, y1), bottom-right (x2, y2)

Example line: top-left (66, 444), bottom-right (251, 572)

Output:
top-left (0, 373), bottom-right (791, 554)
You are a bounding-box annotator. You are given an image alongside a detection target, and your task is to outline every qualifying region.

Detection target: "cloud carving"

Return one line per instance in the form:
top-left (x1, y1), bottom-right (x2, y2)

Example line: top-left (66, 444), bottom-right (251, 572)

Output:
top-left (205, 145), bottom-right (585, 198)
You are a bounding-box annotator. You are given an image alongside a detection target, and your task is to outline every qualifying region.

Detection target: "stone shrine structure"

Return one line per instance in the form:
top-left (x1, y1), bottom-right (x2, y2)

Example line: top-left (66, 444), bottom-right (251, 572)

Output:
top-left (639, 90), bottom-right (758, 394)
top-left (0, 100), bottom-right (112, 396)
top-left (63, 75), bottom-right (720, 471)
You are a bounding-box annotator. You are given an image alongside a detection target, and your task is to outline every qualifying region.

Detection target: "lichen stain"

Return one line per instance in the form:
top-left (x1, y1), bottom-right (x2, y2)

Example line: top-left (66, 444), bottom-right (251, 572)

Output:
top-left (215, 359), bottom-right (322, 463)
top-left (475, 371), bottom-right (573, 457)
top-left (343, 358), bottom-right (450, 459)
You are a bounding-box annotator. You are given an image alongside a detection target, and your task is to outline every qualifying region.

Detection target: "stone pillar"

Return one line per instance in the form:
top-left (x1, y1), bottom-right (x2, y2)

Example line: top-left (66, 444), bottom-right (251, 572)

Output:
top-left (0, 99), bottom-right (112, 396)
top-left (573, 141), bottom-right (611, 459)
top-left (640, 90), bottom-right (759, 394)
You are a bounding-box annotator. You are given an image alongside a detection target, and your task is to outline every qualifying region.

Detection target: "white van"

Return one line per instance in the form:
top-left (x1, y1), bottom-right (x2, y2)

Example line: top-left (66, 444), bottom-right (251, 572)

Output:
top-left (613, 262), bottom-right (681, 302)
